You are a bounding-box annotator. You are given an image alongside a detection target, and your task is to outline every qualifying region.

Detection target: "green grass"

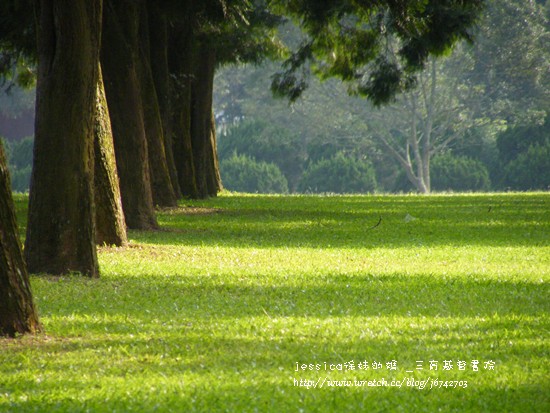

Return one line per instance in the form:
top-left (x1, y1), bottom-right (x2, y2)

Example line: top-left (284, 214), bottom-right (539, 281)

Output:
top-left (2, 192), bottom-right (549, 412)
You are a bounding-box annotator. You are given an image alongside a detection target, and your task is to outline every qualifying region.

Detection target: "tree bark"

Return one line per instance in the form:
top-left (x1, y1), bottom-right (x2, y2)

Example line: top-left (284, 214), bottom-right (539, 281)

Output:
top-left (101, 0), bottom-right (158, 229)
top-left (94, 65), bottom-right (128, 246)
top-left (25, 0), bottom-right (100, 277)
top-left (148, 1), bottom-right (182, 199)
top-left (170, 26), bottom-right (199, 198)
top-left (0, 141), bottom-right (41, 337)
top-left (190, 42), bottom-right (221, 198)
top-left (137, 2), bottom-right (177, 207)
top-left (209, 110), bottom-right (223, 193)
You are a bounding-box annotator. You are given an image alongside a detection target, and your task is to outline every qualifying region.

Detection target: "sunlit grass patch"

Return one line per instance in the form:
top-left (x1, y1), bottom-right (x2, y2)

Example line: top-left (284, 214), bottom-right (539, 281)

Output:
top-left (1, 192), bottom-right (549, 412)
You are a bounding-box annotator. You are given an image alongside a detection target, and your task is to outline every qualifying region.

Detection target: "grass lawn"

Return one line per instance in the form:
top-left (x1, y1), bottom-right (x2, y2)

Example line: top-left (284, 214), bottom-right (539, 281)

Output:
top-left (1, 192), bottom-right (549, 412)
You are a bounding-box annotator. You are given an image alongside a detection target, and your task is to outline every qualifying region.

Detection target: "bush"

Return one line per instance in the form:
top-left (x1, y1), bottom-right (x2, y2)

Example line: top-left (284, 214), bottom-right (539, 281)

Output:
top-left (431, 154), bottom-right (491, 192)
top-left (218, 120), bottom-right (303, 190)
top-left (220, 153), bottom-right (289, 194)
top-left (298, 152), bottom-right (377, 194)
top-left (9, 135), bottom-right (34, 170)
top-left (2, 135), bottom-right (33, 192)
top-left (502, 144), bottom-right (550, 190)
top-left (10, 165), bottom-right (32, 192)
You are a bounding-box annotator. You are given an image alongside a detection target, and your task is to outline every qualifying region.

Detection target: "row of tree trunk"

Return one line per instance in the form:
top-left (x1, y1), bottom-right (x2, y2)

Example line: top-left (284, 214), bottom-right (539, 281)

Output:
top-left (1, 0), bottom-right (223, 335)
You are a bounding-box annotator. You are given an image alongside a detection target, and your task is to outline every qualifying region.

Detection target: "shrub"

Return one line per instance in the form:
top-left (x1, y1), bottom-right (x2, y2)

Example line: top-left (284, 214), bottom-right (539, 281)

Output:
top-left (502, 144), bottom-right (550, 190)
top-left (218, 120), bottom-right (303, 190)
top-left (431, 154), bottom-right (491, 192)
top-left (2, 135), bottom-right (33, 192)
top-left (10, 165), bottom-right (32, 192)
top-left (220, 153), bottom-right (288, 194)
top-left (298, 152), bottom-right (377, 194)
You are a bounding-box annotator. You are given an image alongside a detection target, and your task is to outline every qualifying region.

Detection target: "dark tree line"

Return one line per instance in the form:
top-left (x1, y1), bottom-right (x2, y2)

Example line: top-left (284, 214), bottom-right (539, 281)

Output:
top-left (0, 0), bottom-right (483, 336)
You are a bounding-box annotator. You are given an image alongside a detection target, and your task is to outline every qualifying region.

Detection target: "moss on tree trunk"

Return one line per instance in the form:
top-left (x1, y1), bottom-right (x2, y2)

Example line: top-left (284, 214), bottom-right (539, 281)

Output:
top-left (137, 2), bottom-right (177, 207)
top-left (101, 0), bottom-right (158, 229)
top-left (25, 0), bottom-right (101, 277)
top-left (94, 65), bottom-right (128, 246)
top-left (0, 141), bottom-right (41, 337)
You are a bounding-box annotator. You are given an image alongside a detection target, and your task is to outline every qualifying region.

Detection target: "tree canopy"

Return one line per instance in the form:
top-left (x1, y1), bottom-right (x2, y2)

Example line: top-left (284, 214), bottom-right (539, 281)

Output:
top-left (270, 0), bottom-right (484, 105)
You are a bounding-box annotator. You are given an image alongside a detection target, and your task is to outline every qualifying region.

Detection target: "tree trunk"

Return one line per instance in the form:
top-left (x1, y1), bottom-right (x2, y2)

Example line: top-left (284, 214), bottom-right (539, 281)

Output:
top-left (101, 0), bottom-right (158, 229)
top-left (170, 26), bottom-right (199, 198)
top-left (190, 42), bottom-right (220, 198)
top-left (25, 0), bottom-right (100, 277)
top-left (148, 1), bottom-right (182, 199)
top-left (209, 110), bottom-right (223, 193)
top-left (0, 141), bottom-right (41, 337)
top-left (137, 2), bottom-right (177, 207)
top-left (94, 65), bottom-right (128, 246)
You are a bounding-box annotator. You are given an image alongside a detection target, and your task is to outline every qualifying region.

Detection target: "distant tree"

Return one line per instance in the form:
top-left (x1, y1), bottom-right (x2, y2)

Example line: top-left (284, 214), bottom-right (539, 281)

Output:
top-left (0, 139), bottom-right (40, 337)
top-left (467, 0), bottom-right (549, 125)
top-left (369, 54), bottom-right (489, 193)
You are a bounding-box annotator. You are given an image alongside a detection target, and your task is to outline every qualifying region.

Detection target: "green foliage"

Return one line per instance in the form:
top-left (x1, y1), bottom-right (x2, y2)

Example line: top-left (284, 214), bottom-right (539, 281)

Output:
top-left (299, 152), bottom-right (377, 194)
top-left (1, 193), bottom-right (549, 412)
top-left (271, 0), bottom-right (484, 104)
top-left (220, 153), bottom-right (288, 193)
top-left (0, 0), bottom-right (37, 87)
top-left (496, 118), bottom-right (550, 165)
top-left (431, 154), bottom-right (491, 192)
top-left (2, 135), bottom-right (33, 192)
top-left (503, 144), bottom-right (550, 190)
top-left (218, 119), bottom-right (303, 189)
top-left (8, 134), bottom-right (33, 169)
top-left (496, 119), bottom-right (550, 190)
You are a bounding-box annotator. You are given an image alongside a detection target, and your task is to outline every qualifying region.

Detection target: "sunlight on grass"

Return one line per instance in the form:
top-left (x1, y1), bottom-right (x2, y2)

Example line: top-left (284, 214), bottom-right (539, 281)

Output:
top-left (1, 193), bottom-right (549, 412)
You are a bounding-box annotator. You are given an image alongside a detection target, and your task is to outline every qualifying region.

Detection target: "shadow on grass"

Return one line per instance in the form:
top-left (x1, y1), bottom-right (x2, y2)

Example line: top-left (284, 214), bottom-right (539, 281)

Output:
top-left (2, 306), bottom-right (548, 412)
top-left (34, 273), bottom-right (549, 320)
top-left (139, 194), bottom-right (550, 249)
top-left (4, 378), bottom-right (548, 413)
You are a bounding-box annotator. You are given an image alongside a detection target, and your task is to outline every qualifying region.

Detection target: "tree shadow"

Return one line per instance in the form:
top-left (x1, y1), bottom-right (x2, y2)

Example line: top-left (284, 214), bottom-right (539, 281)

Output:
top-left (134, 194), bottom-right (550, 249)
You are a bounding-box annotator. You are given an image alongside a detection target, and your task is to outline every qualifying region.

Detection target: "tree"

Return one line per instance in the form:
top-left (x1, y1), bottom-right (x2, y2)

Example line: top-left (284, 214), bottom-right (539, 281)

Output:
top-left (94, 66), bottom-right (127, 246)
top-left (168, 0), bottom-right (282, 198)
top-left (467, 0), bottom-right (549, 125)
top-left (0, 140), bottom-right (40, 336)
top-left (101, 0), bottom-right (158, 229)
top-left (270, 0), bottom-right (484, 105)
top-left (369, 54), bottom-right (487, 193)
top-left (137, 1), bottom-right (178, 207)
top-left (25, 0), bottom-right (102, 277)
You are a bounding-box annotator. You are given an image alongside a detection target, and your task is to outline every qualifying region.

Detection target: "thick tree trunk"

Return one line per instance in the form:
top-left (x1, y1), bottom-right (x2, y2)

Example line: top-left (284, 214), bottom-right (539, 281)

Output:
top-left (170, 26), bottom-right (199, 198)
top-left (148, 1), bottom-right (182, 199)
top-left (94, 65), bottom-right (128, 246)
top-left (190, 43), bottom-right (220, 198)
top-left (0, 142), bottom-right (41, 337)
top-left (101, 0), bottom-right (158, 229)
top-left (137, 2), bottom-right (177, 207)
top-left (25, 0), bottom-right (100, 277)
